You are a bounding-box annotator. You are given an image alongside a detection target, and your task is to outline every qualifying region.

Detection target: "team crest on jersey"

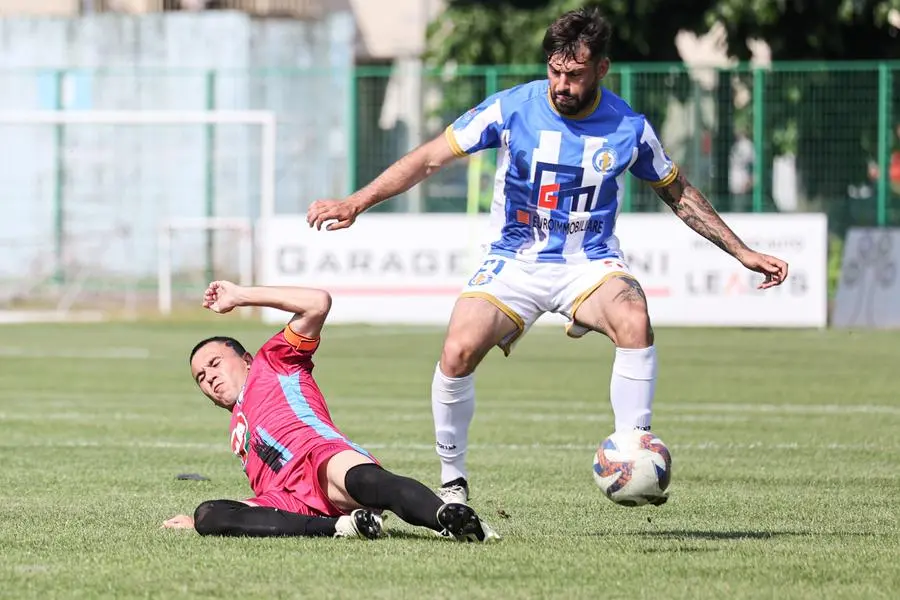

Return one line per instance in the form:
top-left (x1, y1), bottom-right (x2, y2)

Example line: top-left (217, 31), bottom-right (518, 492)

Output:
top-left (592, 147), bottom-right (619, 176)
top-left (469, 272), bottom-right (492, 286)
top-left (230, 412), bottom-right (250, 468)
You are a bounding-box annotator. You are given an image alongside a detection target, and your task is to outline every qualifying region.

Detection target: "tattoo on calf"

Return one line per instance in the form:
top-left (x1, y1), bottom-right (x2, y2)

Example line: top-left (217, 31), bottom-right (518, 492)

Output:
top-left (613, 277), bottom-right (647, 304)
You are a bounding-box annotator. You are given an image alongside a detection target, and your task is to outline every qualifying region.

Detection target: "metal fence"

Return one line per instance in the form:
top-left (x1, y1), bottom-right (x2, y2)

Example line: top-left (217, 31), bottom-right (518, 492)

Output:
top-left (5, 61), bottom-right (896, 234)
top-left (357, 62), bottom-right (900, 236)
top-left (1, 61), bottom-right (897, 308)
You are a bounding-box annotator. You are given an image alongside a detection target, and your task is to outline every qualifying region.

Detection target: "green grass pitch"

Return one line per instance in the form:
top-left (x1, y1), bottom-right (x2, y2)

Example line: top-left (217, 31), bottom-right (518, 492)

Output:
top-left (0, 321), bottom-right (897, 599)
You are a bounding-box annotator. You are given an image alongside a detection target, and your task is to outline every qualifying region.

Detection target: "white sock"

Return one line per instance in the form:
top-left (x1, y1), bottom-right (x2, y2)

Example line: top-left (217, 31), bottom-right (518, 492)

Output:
top-left (431, 363), bottom-right (475, 484)
top-left (610, 346), bottom-right (657, 431)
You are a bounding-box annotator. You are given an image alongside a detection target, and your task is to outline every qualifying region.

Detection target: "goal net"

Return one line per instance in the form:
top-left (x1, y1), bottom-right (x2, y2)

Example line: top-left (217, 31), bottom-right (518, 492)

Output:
top-left (0, 110), bottom-right (275, 322)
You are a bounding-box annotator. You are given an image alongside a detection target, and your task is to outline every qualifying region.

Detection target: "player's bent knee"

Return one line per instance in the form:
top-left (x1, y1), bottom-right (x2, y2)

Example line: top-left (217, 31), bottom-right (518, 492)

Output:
top-left (609, 305), bottom-right (654, 348)
top-left (193, 499), bottom-right (243, 536)
top-left (440, 337), bottom-right (480, 378)
top-left (194, 504), bottom-right (217, 535)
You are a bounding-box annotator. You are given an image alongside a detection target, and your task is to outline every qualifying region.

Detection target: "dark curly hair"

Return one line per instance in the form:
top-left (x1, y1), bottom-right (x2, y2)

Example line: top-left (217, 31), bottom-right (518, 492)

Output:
top-left (542, 7), bottom-right (612, 64)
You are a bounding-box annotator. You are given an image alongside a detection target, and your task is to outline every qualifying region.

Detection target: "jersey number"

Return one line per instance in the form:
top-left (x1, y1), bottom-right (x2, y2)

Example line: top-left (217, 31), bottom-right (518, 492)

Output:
top-left (231, 412), bottom-right (251, 468)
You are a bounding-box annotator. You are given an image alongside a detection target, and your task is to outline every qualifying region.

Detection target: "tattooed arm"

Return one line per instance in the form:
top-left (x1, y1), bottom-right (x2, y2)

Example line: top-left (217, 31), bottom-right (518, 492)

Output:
top-left (653, 172), bottom-right (789, 289)
top-left (653, 172), bottom-right (751, 259)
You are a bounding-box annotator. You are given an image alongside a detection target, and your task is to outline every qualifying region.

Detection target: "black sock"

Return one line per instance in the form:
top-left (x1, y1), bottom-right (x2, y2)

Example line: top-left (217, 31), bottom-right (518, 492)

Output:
top-left (344, 464), bottom-right (444, 531)
top-left (193, 499), bottom-right (337, 537)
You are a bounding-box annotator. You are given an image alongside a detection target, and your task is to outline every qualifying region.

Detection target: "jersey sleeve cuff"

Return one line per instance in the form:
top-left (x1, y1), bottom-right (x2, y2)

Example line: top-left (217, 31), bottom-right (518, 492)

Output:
top-left (283, 326), bottom-right (320, 353)
top-left (649, 165), bottom-right (679, 188)
top-left (444, 125), bottom-right (468, 158)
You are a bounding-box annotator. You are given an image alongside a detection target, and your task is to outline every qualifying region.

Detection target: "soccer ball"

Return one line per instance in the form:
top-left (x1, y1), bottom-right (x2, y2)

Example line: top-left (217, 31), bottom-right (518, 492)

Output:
top-left (593, 429), bottom-right (672, 507)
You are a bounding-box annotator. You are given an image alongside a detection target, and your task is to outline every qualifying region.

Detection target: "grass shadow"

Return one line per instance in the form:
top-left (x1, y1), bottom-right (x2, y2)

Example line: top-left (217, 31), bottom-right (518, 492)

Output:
top-left (639, 546), bottom-right (719, 553)
top-left (638, 530), bottom-right (781, 540)
top-left (379, 530), bottom-right (450, 542)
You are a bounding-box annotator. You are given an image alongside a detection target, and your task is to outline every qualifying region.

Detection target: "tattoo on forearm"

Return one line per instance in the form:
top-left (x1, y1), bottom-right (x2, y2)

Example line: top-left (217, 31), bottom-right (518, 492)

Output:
top-left (613, 276), bottom-right (647, 304)
top-left (654, 173), bottom-right (750, 257)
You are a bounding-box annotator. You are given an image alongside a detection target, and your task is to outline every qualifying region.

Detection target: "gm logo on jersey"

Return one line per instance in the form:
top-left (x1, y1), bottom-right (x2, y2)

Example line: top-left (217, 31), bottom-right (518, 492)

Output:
top-left (592, 147), bottom-right (619, 176)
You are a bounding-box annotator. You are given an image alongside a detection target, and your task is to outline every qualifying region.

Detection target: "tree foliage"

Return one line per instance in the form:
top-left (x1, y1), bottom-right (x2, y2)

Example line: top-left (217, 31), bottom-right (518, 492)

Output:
top-left (426, 0), bottom-right (900, 64)
top-left (425, 0), bottom-right (713, 67)
top-left (708, 0), bottom-right (900, 61)
top-left (425, 0), bottom-right (900, 226)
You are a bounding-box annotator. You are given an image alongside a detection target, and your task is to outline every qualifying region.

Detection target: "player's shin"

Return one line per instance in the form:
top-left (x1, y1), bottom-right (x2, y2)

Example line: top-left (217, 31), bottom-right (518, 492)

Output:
top-left (431, 363), bottom-right (475, 484)
top-left (344, 464), bottom-right (444, 531)
top-left (609, 346), bottom-right (657, 431)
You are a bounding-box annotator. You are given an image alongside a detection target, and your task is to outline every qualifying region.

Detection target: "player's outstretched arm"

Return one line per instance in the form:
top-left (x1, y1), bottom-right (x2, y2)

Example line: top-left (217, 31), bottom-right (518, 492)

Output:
top-left (307, 132), bottom-right (461, 231)
top-left (653, 173), bottom-right (789, 289)
top-left (202, 280), bottom-right (331, 339)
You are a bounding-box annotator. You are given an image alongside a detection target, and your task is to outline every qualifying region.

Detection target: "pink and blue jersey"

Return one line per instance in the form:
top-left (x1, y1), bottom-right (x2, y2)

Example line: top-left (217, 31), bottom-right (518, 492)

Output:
top-left (445, 80), bottom-right (678, 264)
top-left (228, 327), bottom-right (371, 516)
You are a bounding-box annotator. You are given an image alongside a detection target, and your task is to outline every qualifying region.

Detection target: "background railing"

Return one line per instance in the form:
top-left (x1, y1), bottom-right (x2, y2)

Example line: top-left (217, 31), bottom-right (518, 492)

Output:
top-left (1, 61), bottom-right (895, 307)
top-left (356, 62), bottom-right (899, 236)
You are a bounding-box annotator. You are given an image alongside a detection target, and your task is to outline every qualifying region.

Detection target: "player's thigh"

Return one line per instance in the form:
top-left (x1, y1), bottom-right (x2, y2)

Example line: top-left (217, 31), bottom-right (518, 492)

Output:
top-left (320, 449), bottom-right (376, 513)
top-left (447, 256), bottom-right (544, 375)
top-left (562, 261), bottom-right (653, 348)
top-left (440, 296), bottom-right (518, 376)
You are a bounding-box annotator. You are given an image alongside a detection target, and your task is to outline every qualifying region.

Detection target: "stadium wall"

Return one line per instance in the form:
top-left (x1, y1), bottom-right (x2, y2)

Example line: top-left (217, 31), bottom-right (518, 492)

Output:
top-left (0, 11), bottom-right (353, 282)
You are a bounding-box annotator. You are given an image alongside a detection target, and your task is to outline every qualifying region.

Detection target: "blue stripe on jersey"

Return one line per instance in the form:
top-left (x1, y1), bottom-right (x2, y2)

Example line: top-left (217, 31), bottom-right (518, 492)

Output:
top-left (492, 131), bottom-right (536, 257)
top-left (536, 137), bottom-right (587, 262)
top-left (454, 80), bottom-right (675, 263)
top-left (499, 133), bottom-right (527, 253)
top-left (581, 117), bottom-right (632, 259)
top-left (277, 373), bottom-right (371, 457)
top-left (255, 426), bottom-right (294, 466)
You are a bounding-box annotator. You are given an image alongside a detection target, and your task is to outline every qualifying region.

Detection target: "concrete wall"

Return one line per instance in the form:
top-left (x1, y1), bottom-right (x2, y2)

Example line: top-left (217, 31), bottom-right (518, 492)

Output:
top-left (0, 11), bottom-right (353, 283)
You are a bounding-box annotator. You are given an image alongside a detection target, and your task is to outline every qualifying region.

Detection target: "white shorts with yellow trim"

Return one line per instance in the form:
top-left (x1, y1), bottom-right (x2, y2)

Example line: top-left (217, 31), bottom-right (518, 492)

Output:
top-left (459, 253), bottom-right (636, 355)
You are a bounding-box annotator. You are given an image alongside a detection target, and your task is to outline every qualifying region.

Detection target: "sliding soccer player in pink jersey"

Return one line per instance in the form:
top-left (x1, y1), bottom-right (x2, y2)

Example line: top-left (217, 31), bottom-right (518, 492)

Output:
top-left (162, 280), bottom-right (499, 542)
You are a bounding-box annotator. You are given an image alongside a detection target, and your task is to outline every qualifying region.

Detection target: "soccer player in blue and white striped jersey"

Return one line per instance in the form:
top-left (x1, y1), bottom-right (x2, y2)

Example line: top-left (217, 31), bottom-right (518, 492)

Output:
top-left (308, 8), bottom-right (789, 507)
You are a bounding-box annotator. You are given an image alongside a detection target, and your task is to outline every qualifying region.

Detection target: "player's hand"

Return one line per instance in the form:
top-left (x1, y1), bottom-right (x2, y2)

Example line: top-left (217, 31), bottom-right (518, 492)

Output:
top-left (306, 199), bottom-right (360, 231)
top-left (202, 280), bottom-right (244, 314)
top-left (738, 251), bottom-right (789, 289)
top-left (161, 514), bottom-right (195, 530)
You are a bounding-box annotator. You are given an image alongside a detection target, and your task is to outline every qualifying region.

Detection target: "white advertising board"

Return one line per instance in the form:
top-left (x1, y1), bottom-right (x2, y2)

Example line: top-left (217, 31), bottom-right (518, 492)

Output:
top-left (257, 213), bottom-right (827, 328)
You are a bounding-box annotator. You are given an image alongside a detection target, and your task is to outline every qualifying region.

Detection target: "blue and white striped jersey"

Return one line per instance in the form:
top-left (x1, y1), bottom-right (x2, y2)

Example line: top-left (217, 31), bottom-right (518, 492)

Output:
top-left (445, 80), bottom-right (678, 264)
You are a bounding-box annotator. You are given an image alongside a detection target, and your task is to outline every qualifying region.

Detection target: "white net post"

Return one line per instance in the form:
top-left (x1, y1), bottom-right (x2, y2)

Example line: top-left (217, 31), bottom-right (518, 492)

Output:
top-left (0, 109), bottom-right (276, 216)
top-left (158, 218), bottom-right (254, 317)
top-left (0, 110), bottom-right (276, 321)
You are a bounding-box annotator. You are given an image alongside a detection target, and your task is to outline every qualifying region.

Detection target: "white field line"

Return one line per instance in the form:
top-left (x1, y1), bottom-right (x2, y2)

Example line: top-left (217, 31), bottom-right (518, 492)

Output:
top-left (0, 346), bottom-right (151, 359)
top-left (0, 324), bottom-right (573, 362)
top-left (324, 327), bottom-right (445, 337)
top-left (2, 393), bottom-right (897, 417)
top-left (1, 405), bottom-right (894, 424)
top-left (0, 328), bottom-right (441, 361)
top-left (0, 412), bottom-right (152, 421)
top-left (0, 439), bottom-right (894, 453)
top-left (360, 413), bottom-right (750, 424)
top-left (666, 402), bottom-right (900, 416)
top-left (0, 412), bottom-right (744, 424)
